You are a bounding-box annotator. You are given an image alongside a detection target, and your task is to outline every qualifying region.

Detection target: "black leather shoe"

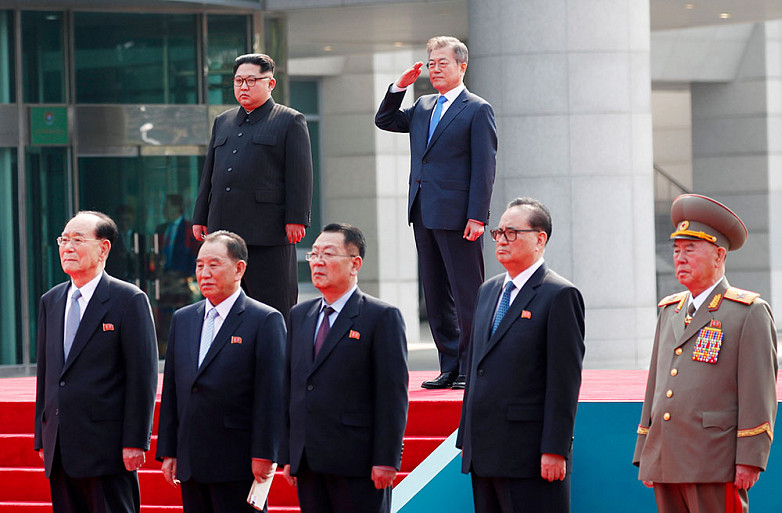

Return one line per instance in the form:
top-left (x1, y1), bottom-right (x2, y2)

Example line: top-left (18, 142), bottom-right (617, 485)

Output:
top-left (421, 371), bottom-right (458, 389)
top-left (451, 375), bottom-right (467, 389)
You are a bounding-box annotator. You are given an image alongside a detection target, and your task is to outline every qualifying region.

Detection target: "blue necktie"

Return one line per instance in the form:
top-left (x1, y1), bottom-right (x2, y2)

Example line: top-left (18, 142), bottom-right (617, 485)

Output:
top-left (427, 95), bottom-right (447, 145)
top-left (63, 289), bottom-right (82, 361)
top-left (198, 308), bottom-right (218, 367)
top-left (491, 282), bottom-right (516, 335)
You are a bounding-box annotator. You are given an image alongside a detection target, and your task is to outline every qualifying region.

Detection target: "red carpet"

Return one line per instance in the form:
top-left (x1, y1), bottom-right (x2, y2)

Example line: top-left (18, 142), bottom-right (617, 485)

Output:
top-left (0, 371), bottom-right (461, 512)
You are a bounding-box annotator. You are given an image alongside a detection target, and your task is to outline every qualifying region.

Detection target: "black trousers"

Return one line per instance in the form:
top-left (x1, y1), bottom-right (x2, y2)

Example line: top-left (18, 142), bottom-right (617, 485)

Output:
top-left (49, 444), bottom-right (140, 513)
top-left (180, 478), bottom-right (261, 513)
top-left (411, 198), bottom-right (484, 373)
top-left (296, 457), bottom-right (390, 513)
top-left (242, 244), bottom-right (297, 321)
top-left (471, 472), bottom-right (570, 513)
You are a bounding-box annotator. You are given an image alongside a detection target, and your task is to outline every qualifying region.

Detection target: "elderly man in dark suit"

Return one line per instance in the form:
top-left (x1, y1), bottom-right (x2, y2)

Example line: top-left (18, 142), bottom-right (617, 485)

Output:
top-left (634, 194), bottom-right (778, 513)
top-left (156, 230), bottom-right (285, 513)
top-left (457, 198), bottom-right (586, 513)
top-left (375, 36), bottom-right (497, 389)
top-left (34, 211), bottom-right (158, 513)
top-left (193, 53), bottom-right (313, 320)
top-left (280, 223), bottom-right (409, 513)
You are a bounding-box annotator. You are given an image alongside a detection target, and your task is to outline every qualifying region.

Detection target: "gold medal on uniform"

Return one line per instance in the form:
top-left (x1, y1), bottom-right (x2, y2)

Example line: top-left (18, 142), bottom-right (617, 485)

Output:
top-left (692, 324), bottom-right (723, 364)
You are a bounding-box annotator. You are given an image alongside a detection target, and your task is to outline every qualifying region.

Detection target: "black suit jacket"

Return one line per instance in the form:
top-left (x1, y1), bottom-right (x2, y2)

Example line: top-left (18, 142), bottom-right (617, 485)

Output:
top-left (280, 288), bottom-right (409, 477)
top-left (375, 86), bottom-right (497, 230)
top-left (34, 272), bottom-right (158, 478)
top-left (193, 99), bottom-right (313, 246)
top-left (156, 291), bottom-right (285, 482)
top-left (457, 266), bottom-right (585, 478)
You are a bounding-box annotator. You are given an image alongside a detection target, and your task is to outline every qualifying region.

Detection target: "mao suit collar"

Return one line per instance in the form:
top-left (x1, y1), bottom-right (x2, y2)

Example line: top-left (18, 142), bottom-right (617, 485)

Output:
top-left (236, 97), bottom-right (275, 125)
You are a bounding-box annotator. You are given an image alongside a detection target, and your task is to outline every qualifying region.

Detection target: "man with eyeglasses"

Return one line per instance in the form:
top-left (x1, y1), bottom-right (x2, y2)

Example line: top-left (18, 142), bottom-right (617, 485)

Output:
top-left (193, 53), bottom-right (313, 320)
top-left (34, 211), bottom-right (158, 513)
top-left (375, 36), bottom-right (497, 390)
top-left (279, 223), bottom-right (409, 513)
top-left (457, 198), bottom-right (585, 513)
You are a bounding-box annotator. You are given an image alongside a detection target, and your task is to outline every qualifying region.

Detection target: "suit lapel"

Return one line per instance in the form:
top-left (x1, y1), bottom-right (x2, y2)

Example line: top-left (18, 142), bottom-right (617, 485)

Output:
top-left (190, 301), bottom-right (207, 372)
top-left (310, 289), bottom-right (362, 374)
top-left (423, 89), bottom-right (469, 155)
top-left (49, 283), bottom-right (70, 376)
top-left (480, 265), bottom-right (547, 363)
top-left (678, 278), bottom-right (729, 345)
top-left (196, 292), bottom-right (246, 377)
top-left (61, 274), bottom-right (110, 376)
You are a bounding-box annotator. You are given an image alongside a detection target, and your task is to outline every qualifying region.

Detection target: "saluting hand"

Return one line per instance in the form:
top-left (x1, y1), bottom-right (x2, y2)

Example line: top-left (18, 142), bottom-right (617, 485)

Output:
top-left (395, 62), bottom-right (424, 89)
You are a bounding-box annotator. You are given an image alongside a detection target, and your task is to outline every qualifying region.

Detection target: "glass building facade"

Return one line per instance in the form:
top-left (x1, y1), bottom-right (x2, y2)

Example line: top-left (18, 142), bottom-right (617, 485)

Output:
top-left (0, 7), bottom-right (321, 373)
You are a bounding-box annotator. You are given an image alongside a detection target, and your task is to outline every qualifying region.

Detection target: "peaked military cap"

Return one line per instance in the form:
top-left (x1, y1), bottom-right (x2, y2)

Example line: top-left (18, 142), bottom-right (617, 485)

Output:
top-left (670, 194), bottom-right (747, 251)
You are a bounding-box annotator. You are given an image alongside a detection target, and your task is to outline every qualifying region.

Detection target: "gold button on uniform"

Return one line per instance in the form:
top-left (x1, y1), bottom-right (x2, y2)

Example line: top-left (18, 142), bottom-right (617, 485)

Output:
top-left (671, 369), bottom-right (678, 376)
top-left (675, 348), bottom-right (683, 355)
top-left (663, 412), bottom-right (671, 421)
top-left (666, 390), bottom-right (673, 398)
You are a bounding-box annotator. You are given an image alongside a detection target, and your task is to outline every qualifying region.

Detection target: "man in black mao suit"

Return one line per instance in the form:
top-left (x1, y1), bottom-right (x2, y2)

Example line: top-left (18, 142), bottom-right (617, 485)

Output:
top-left (193, 53), bottom-right (313, 320)
top-left (375, 36), bottom-right (497, 389)
top-left (156, 231), bottom-right (285, 513)
top-left (457, 198), bottom-right (586, 513)
top-left (34, 211), bottom-right (158, 513)
top-left (280, 223), bottom-right (409, 513)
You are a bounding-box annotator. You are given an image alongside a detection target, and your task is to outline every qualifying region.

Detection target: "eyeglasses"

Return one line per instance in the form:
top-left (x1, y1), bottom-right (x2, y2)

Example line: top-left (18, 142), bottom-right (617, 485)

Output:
top-left (305, 251), bottom-right (358, 262)
top-left (489, 228), bottom-right (540, 242)
top-left (57, 237), bottom-right (101, 247)
top-left (233, 76), bottom-right (272, 87)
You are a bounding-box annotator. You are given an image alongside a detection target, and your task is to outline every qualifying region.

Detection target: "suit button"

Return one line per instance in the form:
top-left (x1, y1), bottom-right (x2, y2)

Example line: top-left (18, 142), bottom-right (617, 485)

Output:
top-left (192, 386), bottom-right (199, 393)
top-left (307, 384), bottom-right (314, 391)
top-left (666, 389), bottom-right (673, 398)
top-left (227, 167), bottom-right (233, 172)
top-left (238, 132), bottom-right (243, 137)
top-left (55, 408), bottom-right (59, 415)
top-left (225, 187), bottom-right (231, 192)
top-left (59, 381), bottom-right (65, 387)
top-left (663, 412), bottom-right (671, 421)
top-left (670, 368), bottom-right (678, 376)
top-left (477, 369), bottom-right (485, 376)
top-left (675, 348), bottom-right (683, 355)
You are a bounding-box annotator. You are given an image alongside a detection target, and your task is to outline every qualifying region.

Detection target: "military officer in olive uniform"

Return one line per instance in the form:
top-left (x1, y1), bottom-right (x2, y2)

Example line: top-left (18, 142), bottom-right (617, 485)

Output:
top-left (633, 194), bottom-right (778, 513)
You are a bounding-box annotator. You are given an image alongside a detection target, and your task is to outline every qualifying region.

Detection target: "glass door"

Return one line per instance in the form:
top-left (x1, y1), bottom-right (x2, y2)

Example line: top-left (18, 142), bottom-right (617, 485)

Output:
top-left (78, 155), bottom-right (203, 357)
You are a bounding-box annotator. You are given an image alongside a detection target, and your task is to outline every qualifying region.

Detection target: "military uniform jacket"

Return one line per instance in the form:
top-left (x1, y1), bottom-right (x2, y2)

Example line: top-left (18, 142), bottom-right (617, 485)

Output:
top-left (633, 277), bottom-right (778, 483)
top-left (192, 99), bottom-right (313, 246)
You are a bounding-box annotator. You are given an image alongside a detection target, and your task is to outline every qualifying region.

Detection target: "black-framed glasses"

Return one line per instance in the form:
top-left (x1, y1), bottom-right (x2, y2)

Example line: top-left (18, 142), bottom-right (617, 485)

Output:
top-left (232, 76), bottom-right (272, 87)
top-left (56, 237), bottom-right (101, 247)
top-left (489, 228), bottom-right (540, 242)
top-left (305, 251), bottom-right (358, 262)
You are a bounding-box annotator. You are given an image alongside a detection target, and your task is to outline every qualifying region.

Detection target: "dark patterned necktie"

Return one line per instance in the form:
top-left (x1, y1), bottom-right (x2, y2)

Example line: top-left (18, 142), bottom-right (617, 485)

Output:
top-left (314, 306), bottom-right (335, 357)
top-left (491, 282), bottom-right (516, 335)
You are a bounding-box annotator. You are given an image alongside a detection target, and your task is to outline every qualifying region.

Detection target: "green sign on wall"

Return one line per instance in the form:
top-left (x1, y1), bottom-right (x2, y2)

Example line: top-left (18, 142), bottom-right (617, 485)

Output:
top-left (30, 107), bottom-right (68, 145)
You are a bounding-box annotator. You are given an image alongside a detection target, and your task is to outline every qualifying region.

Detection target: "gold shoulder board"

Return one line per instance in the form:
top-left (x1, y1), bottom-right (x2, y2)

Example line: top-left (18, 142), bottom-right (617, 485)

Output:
top-left (658, 292), bottom-right (687, 308)
top-left (724, 287), bottom-right (761, 305)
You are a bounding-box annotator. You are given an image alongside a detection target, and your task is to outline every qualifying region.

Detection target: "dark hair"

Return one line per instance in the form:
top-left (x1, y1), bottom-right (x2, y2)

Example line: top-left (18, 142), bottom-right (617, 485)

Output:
top-left (72, 211), bottom-right (119, 246)
top-left (506, 197), bottom-right (552, 242)
top-left (233, 54), bottom-right (275, 75)
top-left (322, 223), bottom-right (366, 259)
top-left (202, 230), bottom-right (248, 262)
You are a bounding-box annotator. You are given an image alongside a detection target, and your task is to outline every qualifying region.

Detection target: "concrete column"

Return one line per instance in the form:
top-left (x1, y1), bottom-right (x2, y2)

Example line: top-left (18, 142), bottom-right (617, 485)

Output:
top-left (691, 20), bottom-right (782, 309)
top-left (319, 52), bottom-right (420, 343)
top-left (467, 0), bottom-right (658, 368)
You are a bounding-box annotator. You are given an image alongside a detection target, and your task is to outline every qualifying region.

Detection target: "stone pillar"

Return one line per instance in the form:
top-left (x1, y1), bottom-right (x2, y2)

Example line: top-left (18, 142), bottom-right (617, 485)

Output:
top-left (691, 20), bottom-right (782, 309)
top-left (468, 0), bottom-right (658, 368)
top-left (319, 52), bottom-right (420, 343)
